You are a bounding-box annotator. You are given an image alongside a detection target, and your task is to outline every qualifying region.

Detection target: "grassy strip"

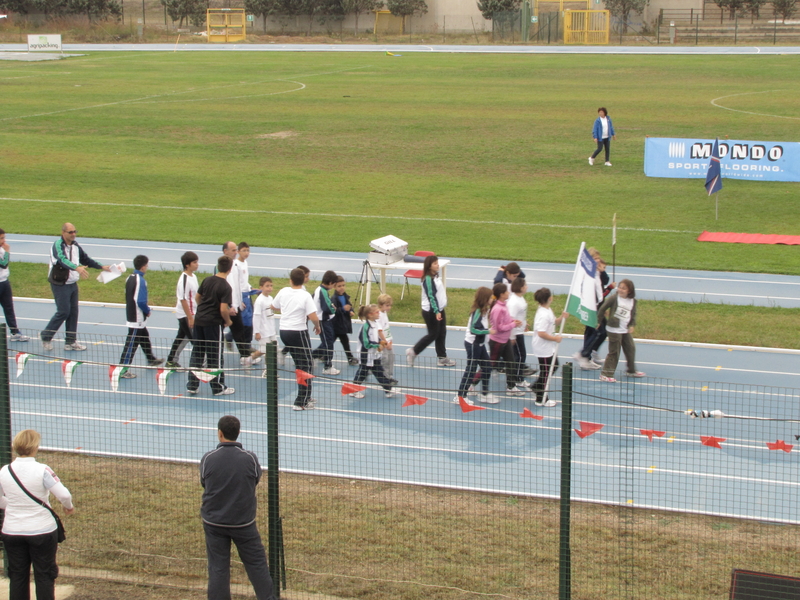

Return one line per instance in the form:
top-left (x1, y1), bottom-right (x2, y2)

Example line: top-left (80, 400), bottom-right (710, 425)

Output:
top-left (37, 451), bottom-right (800, 600)
top-left (1, 53), bottom-right (800, 274)
top-left (8, 261), bottom-right (800, 349)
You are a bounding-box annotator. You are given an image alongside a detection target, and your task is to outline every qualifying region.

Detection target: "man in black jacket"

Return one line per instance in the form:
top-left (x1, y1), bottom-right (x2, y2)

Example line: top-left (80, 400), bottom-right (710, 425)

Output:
top-left (200, 415), bottom-right (276, 600)
top-left (41, 223), bottom-right (109, 351)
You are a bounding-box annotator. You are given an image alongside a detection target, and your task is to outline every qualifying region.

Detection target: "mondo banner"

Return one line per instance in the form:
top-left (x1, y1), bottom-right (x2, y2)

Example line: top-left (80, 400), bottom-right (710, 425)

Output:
top-left (644, 137), bottom-right (800, 182)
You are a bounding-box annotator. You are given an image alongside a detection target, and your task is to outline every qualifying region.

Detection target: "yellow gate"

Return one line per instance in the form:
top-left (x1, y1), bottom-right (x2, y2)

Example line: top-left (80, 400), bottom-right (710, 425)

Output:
top-left (207, 8), bottom-right (246, 43)
top-left (564, 9), bottom-right (609, 44)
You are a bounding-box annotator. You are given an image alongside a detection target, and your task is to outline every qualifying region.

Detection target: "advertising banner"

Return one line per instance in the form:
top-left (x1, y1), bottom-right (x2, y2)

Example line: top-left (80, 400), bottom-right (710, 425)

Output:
top-left (644, 137), bottom-right (800, 182)
top-left (27, 34), bottom-right (62, 51)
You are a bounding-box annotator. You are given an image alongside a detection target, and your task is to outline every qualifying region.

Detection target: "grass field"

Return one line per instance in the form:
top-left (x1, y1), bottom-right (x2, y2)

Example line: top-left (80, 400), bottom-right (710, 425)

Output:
top-left (1, 51), bottom-right (799, 275)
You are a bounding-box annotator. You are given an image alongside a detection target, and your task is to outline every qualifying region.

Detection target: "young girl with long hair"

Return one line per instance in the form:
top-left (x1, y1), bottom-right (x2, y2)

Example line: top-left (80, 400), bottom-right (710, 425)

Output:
top-left (349, 304), bottom-right (397, 399)
top-left (489, 283), bottom-right (525, 398)
top-left (598, 279), bottom-right (645, 382)
top-left (407, 255), bottom-right (455, 368)
top-left (454, 287), bottom-right (496, 405)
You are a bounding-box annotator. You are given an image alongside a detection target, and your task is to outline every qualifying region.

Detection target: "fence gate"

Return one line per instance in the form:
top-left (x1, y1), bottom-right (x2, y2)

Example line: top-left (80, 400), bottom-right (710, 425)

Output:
top-left (564, 9), bottom-right (609, 43)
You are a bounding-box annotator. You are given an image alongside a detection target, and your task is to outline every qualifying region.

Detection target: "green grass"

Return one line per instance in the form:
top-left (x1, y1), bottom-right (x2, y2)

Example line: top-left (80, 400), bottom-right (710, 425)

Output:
top-left (10, 261), bottom-right (800, 348)
top-left (35, 451), bottom-right (800, 600)
top-left (1, 52), bottom-right (799, 274)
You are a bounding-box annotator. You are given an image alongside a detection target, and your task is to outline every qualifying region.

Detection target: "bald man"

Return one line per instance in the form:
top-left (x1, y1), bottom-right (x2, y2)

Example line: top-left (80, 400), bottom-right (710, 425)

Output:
top-left (40, 223), bottom-right (109, 351)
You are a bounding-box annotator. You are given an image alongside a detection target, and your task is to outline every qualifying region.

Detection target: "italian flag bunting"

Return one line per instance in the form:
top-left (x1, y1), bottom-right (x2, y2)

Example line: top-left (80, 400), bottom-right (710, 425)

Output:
top-left (109, 365), bottom-right (128, 392)
top-left (156, 368), bottom-right (176, 395)
top-left (15, 352), bottom-right (31, 378)
top-left (62, 360), bottom-right (82, 387)
top-left (565, 242), bottom-right (600, 327)
top-left (192, 369), bottom-right (223, 383)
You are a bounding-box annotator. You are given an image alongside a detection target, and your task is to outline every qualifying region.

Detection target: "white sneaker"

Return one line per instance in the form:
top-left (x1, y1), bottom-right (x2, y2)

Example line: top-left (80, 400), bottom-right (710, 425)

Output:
top-left (120, 371), bottom-right (137, 379)
top-left (578, 356), bottom-right (600, 370)
top-left (350, 391), bottom-right (365, 399)
top-left (385, 388), bottom-right (398, 398)
top-left (588, 157), bottom-right (594, 165)
top-left (9, 333), bottom-right (30, 342)
top-left (536, 399), bottom-right (557, 407)
top-left (64, 342), bottom-right (87, 351)
top-left (213, 387), bottom-right (235, 396)
top-left (478, 393), bottom-right (500, 404)
top-left (42, 340), bottom-right (54, 351)
top-left (506, 386), bottom-right (526, 396)
top-left (516, 380), bottom-right (531, 389)
top-left (323, 367), bottom-right (341, 375)
top-left (437, 357), bottom-right (456, 367)
top-left (591, 351), bottom-right (604, 364)
top-left (453, 395), bottom-right (474, 405)
top-left (405, 348), bottom-right (416, 367)
top-left (240, 356), bottom-right (252, 367)
top-left (604, 161), bottom-right (612, 166)
top-left (251, 355), bottom-right (263, 365)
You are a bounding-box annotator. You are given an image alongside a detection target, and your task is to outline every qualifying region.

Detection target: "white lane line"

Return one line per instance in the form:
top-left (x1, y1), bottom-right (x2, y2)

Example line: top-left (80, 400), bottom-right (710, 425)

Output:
top-left (711, 89), bottom-right (800, 120)
top-left (2, 197), bottom-right (697, 234)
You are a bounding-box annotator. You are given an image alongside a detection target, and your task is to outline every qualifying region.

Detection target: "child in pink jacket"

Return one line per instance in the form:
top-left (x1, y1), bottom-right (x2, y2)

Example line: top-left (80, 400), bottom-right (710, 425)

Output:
top-left (488, 283), bottom-right (526, 398)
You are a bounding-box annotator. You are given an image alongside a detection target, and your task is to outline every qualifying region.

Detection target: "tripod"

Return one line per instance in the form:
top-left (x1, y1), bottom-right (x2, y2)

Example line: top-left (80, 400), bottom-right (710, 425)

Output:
top-left (355, 259), bottom-right (380, 309)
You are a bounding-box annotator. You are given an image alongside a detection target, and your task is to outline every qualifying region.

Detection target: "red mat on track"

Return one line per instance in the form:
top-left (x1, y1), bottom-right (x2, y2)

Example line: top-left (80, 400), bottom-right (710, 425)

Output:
top-left (697, 231), bottom-right (800, 245)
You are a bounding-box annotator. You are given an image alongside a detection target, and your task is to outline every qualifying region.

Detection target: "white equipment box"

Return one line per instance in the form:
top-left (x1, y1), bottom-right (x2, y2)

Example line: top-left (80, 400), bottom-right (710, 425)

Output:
top-left (368, 235), bottom-right (408, 265)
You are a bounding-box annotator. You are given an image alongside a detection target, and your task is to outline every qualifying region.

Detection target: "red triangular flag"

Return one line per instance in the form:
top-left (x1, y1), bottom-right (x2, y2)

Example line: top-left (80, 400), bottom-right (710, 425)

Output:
top-left (402, 394), bottom-right (428, 407)
top-left (341, 382), bottom-right (366, 395)
top-left (701, 436), bottom-right (725, 449)
top-left (295, 369), bottom-right (315, 386)
top-left (520, 408), bottom-right (544, 420)
top-left (459, 396), bottom-right (486, 413)
top-left (575, 421), bottom-right (604, 439)
top-left (640, 429), bottom-right (665, 442)
top-left (766, 440), bottom-right (793, 453)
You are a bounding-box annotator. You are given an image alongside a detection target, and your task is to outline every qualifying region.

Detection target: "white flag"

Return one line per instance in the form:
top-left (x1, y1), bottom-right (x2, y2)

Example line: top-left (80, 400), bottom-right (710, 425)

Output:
top-left (565, 243), bottom-right (599, 327)
top-left (16, 352), bottom-right (31, 378)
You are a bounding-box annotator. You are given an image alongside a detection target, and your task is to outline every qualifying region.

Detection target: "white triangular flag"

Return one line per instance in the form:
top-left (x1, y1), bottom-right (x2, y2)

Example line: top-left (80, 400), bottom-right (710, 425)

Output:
top-left (16, 352), bottom-right (30, 378)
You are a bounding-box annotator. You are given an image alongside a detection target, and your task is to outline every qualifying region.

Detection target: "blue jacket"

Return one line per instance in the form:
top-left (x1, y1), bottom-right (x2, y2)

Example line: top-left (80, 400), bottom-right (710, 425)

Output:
top-left (592, 116), bottom-right (615, 140)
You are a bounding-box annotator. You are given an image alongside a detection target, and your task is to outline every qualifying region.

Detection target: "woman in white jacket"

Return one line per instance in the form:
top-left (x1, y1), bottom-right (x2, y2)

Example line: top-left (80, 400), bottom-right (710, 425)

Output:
top-left (0, 430), bottom-right (74, 600)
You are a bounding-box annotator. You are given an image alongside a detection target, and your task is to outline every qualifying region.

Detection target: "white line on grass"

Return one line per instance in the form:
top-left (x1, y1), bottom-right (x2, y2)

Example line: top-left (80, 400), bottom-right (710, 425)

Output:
top-left (0, 65), bottom-right (370, 121)
top-left (710, 89), bottom-right (800, 120)
top-left (4, 197), bottom-right (698, 234)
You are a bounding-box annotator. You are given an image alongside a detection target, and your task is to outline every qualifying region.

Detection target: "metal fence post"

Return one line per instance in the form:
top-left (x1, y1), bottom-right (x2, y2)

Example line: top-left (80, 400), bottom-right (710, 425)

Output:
top-left (558, 362), bottom-right (574, 600)
top-left (266, 341), bottom-right (285, 596)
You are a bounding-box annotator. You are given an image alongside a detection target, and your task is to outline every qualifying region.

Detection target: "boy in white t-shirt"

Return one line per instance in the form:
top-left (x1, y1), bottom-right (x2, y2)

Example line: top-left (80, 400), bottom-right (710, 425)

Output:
top-left (166, 251), bottom-right (199, 369)
top-left (250, 277), bottom-right (276, 372)
top-left (272, 268), bottom-right (321, 411)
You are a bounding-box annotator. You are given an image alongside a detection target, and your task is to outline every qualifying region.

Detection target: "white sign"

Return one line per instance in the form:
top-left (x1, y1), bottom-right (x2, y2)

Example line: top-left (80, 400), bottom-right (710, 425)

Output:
top-left (27, 34), bottom-right (62, 52)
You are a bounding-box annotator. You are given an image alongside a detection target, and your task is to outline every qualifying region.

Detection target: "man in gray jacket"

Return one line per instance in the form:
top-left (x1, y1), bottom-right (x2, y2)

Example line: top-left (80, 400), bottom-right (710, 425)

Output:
top-left (200, 415), bottom-right (276, 600)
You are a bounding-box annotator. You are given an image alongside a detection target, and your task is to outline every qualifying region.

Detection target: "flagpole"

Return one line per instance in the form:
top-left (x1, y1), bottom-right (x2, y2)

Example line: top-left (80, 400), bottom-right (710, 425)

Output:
top-left (715, 192), bottom-right (719, 221)
top-left (543, 315), bottom-right (567, 401)
top-left (612, 213), bottom-right (617, 283)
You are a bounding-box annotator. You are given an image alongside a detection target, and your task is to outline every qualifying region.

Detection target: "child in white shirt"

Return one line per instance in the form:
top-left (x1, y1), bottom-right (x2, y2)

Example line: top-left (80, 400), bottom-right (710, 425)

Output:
top-left (251, 277), bottom-right (277, 370)
top-left (376, 294), bottom-right (397, 383)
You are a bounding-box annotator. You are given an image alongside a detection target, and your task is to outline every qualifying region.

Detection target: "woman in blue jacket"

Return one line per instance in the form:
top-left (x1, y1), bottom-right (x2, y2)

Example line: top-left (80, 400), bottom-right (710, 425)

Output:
top-left (589, 107), bottom-right (616, 167)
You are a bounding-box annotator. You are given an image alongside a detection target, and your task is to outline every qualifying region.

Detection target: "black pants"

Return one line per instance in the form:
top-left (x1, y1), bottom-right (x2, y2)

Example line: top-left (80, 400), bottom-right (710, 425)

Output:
top-left (353, 353), bottom-right (393, 390)
top-left (2, 530), bottom-right (59, 600)
top-left (167, 317), bottom-right (193, 363)
top-left (187, 324), bottom-right (226, 394)
top-left (203, 522), bottom-right (276, 600)
top-left (119, 327), bottom-right (157, 365)
top-left (591, 138), bottom-right (611, 162)
top-left (533, 355), bottom-right (559, 401)
top-left (458, 341), bottom-right (490, 396)
top-left (312, 320), bottom-right (335, 368)
top-left (228, 311), bottom-right (252, 358)
top-left (335, 333), bottom-right (354, 361)
top-left (489, 339), bottom-right (519, 389)
top-left (413, 309), bottom-right (448, 358)
top-left (0, 280), bottom-right (21, 334)
top-left (280, 329), bottom-right (313, 407)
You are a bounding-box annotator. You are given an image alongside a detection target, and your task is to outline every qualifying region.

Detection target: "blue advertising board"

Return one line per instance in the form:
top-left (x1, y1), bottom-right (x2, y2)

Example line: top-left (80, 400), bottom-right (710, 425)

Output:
top-left (644, 137), bottom-right (800, 182)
